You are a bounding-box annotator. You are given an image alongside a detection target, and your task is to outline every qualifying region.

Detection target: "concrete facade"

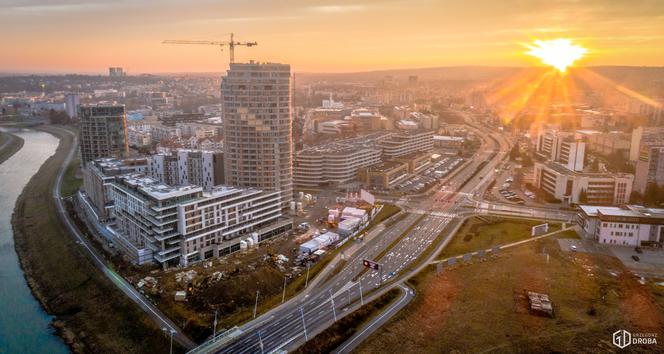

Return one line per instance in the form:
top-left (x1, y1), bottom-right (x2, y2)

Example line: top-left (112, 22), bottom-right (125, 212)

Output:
top-left (79, 103), bottom-right (128, 165)
top-left (222, 62), bottom-right (293, 212)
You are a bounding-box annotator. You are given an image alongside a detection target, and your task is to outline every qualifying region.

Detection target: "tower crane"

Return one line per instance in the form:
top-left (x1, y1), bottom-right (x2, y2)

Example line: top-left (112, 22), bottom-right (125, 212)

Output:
top-left (162, 33), bottom-right (257, 64)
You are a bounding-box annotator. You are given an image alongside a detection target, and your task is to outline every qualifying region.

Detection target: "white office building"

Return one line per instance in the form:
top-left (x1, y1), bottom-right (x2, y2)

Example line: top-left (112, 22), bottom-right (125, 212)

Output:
top-left (109, 174), bottom-right (290, 267)
top-left (534, 161), bottom-right (633, 205)
top-left (378, 130), bottom-right (434, 159)
top-left (295, 134), bottom-right (383, 187)
top-left (577, 205), bottom-right (664, 246)
top-left (536, 129), bottom-right (585, 172)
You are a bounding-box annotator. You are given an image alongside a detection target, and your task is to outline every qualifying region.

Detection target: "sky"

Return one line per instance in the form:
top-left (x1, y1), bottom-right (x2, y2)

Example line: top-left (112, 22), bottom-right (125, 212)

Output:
top-left (1, 0), bottom-right (664, 74)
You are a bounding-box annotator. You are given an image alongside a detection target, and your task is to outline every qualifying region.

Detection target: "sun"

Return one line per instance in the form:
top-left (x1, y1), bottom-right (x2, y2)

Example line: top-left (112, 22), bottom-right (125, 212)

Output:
top-left (525, 39), bottom-right (587, 72)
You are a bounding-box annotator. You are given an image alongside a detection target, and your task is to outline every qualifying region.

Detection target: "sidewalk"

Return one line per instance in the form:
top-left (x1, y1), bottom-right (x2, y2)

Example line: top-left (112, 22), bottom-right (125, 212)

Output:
top-left (431, 226), bottom-right (576, 265)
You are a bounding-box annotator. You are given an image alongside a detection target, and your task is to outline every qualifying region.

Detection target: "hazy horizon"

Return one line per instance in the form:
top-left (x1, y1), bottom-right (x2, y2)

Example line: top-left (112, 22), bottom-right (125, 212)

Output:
top-left (2, 0), bottom-right (663, 73)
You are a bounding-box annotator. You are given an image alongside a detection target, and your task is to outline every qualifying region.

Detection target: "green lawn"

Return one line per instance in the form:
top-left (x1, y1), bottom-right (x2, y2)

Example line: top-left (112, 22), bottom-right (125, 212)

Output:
top-left (557, 229), bottom-right (581, 239)
top-left (437, 216), bottom-right (561, 259)
top-left (60, 157), bottom-right (82, 197)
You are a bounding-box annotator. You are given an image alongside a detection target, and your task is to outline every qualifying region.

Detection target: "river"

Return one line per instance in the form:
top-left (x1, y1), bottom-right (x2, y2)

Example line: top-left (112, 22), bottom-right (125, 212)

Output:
top-left (0, 128), bottom-right (69, 353)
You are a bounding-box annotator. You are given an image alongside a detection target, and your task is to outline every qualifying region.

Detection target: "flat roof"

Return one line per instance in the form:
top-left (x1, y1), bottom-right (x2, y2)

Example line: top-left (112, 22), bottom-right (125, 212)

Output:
top-left (298, 132), bottom-right (387, 155)
top-left (579, 205), bottom-right (664, 219)
top-left (539, 161), bottom-right (633, 178)
top-left (433, 135), bottom-right (465, 141)
top-left (363, 160), bottom-right (406, 173)
top-left (119, 174), bottom-right (202, 200)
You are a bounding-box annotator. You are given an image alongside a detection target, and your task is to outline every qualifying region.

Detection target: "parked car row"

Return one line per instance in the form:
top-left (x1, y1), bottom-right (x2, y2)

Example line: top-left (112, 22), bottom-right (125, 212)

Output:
top-left (499, 177), bottom-right (525, 204)
top-left (421, 157), bottom-right (463, 180)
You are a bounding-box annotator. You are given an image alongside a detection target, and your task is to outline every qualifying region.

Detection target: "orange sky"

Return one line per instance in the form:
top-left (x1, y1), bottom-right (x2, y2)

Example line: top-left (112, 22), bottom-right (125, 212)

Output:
top-left (2, 0), bottom-right (664, 73)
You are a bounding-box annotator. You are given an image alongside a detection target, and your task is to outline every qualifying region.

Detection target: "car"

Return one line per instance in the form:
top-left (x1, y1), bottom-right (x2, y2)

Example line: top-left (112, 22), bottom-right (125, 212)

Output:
top-left (635, 246), bottom-right (643, 254)
top-left (571, 245), bottom-right (577, 252)
top-left (632, 255), bottom-right (640, 262)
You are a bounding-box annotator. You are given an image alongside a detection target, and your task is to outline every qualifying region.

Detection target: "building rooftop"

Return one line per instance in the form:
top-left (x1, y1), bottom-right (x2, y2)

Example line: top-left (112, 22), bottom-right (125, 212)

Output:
top-left (579, 205), bottom-right (664, 219)
top-left (298, 132), bottom-right (387, 155)
top-left (539, 161), bottom-right (633, 179)
top-left (433, 135), bottom-right (465, 141)
top-left (118, 174), bottom-right (202, 200)
top-left (362, 160), bottom-right (406, 173)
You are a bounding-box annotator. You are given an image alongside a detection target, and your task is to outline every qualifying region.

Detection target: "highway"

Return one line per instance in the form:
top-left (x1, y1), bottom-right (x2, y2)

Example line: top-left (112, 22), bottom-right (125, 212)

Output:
top-left (189, 112), bottom-right (580, 354)
top-left (49, 126), bottom-right (196, 350)
top-left (197, 114), bottom-right (512, 354)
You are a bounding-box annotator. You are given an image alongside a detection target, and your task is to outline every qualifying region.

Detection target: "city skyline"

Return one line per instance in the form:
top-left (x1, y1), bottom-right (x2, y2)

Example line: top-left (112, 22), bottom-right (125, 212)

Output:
top-left (2, 0), bottom-right (664, 74)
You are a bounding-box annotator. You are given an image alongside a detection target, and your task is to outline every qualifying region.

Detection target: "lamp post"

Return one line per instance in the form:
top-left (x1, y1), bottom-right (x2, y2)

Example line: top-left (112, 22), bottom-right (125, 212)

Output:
top-left (299, 307), bottom-right (308, 341)
top-left (253, 290), bottom-right (260, 319)
top-left (162, 327), bottom-right (176, 354)
top-left (282, 276), bottom-right (287, 303)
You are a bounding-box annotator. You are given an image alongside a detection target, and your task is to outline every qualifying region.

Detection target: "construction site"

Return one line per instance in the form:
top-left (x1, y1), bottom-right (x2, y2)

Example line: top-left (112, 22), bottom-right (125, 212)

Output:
top-left (69, 182), bottom-right (392, 342)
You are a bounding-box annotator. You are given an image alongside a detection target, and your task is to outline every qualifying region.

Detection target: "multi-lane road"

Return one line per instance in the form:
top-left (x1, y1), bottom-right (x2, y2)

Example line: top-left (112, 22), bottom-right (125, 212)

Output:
top-left (195, 116), bottom-right (516, 353)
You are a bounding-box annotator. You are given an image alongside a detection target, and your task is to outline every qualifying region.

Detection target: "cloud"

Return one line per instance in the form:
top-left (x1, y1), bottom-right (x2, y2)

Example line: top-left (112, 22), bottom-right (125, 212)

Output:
top-left (307, 4), bottom-right (368, 13)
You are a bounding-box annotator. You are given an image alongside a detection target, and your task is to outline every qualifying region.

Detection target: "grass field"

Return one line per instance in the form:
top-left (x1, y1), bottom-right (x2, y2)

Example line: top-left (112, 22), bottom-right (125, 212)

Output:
top-left (358, 237), bottom-right (664, 353)
top-left (437, 216), bottom-right (562, 259)
top-left (12, 125), bottom-right (173, 353)
top-left (60, 157), bottom-right (82, 197)
top-left (0, 131), bottom-right (24, 165)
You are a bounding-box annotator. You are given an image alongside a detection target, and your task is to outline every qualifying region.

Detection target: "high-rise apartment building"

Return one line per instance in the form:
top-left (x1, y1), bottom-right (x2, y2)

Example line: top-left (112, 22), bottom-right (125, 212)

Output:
top-left (109, 67), bottom-right (124, 77)
top-left (221, 62), bottom-right (293, 212)
top-left (536, 129), bottom-right (585, 171)
top-left (79, 103), bottom-right (128, 165)
top-left (64, 93), bottom-right (80, 119)
top-left (634, 145), bottom-right (664, 194)
top-left (146, 149), bottom-right (224, 191)
top-left (629, 126), bottom-right (664, 162)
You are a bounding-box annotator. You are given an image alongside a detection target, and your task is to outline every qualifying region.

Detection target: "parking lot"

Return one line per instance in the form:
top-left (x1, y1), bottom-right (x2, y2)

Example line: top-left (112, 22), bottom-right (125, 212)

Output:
top-left (395, 156), bottom-right (463, 194)
top-left (558, 237), bottom-right (664, 277)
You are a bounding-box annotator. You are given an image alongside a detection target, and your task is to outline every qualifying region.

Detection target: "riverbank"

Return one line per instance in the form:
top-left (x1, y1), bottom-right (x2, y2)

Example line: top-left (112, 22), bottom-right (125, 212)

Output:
top-left (12, 125), bottom-right (175, 353)
top-left (0, 131), bottom-right (25, 165)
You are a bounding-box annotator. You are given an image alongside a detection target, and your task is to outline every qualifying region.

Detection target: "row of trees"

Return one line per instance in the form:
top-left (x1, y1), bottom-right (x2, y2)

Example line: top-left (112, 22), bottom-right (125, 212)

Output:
top-left (630, 184), bottom-right (664, 207)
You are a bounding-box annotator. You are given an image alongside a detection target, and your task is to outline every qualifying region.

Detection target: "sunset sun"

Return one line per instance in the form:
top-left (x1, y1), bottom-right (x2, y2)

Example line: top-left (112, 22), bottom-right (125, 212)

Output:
top-left (525, 38), bottom-right (587, 72)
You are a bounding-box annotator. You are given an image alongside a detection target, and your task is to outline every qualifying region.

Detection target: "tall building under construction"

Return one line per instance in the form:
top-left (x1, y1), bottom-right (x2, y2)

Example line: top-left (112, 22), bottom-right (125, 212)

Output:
top-left (79, 103), bottom-right (128, 165)
top-left (221, 62), bottom-right (294, 212)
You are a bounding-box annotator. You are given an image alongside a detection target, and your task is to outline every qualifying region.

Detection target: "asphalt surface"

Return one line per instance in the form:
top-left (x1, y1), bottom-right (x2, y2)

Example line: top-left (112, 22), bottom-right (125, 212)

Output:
top-left (332, 283), bottom-right (415, 354)
top-left (190, 113), bottom-right (580, 354)
top-left (195, 115), bottom-right (511, 354)
top-left (49, 126), bottom-right (196, 350)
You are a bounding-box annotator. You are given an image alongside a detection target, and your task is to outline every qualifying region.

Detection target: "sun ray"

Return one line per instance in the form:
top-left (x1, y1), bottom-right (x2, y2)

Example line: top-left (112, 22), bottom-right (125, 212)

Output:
top-left (525, 39), bottom-right (587, 73)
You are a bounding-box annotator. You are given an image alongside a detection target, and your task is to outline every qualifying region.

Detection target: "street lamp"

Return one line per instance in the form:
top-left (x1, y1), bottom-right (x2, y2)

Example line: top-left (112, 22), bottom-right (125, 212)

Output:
top-left (299, 307), bottom-right (308, 341)
top-left (162, 327), bottom-right (176, 354)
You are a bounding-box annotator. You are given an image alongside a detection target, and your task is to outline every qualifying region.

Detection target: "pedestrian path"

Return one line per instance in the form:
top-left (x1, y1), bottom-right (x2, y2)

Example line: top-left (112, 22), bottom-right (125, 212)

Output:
top-left (430, 226), bottom-right (576, 264)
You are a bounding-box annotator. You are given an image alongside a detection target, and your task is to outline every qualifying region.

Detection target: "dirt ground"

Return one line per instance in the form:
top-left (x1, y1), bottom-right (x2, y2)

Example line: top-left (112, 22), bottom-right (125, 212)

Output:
top-left (132, 234), bottom-right (304, 342)
top-left (357, 236), bottom-right (664, 354)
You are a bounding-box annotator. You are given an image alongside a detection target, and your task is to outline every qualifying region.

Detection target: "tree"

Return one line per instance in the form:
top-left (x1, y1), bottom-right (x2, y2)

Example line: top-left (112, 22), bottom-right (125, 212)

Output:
top-left (522, 154), bottom-right (534, 167)
top-left (47, 109), bottom-right (69, 124)
top-left (509, 145), bottom-right (520, 161)
top-left (644, 184), bottom-right (664, 207)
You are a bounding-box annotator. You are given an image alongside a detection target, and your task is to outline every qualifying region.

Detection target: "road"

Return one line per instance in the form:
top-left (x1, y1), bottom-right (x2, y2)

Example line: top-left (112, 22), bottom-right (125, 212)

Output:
top-left (193, 112), bottom-right (580, 354)
top-left (332, 283), bottom-right (415, 354)
top-left (48, 126), bottom-right (196, 350)
top-left (194, 114), bottom-right (509, 354)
